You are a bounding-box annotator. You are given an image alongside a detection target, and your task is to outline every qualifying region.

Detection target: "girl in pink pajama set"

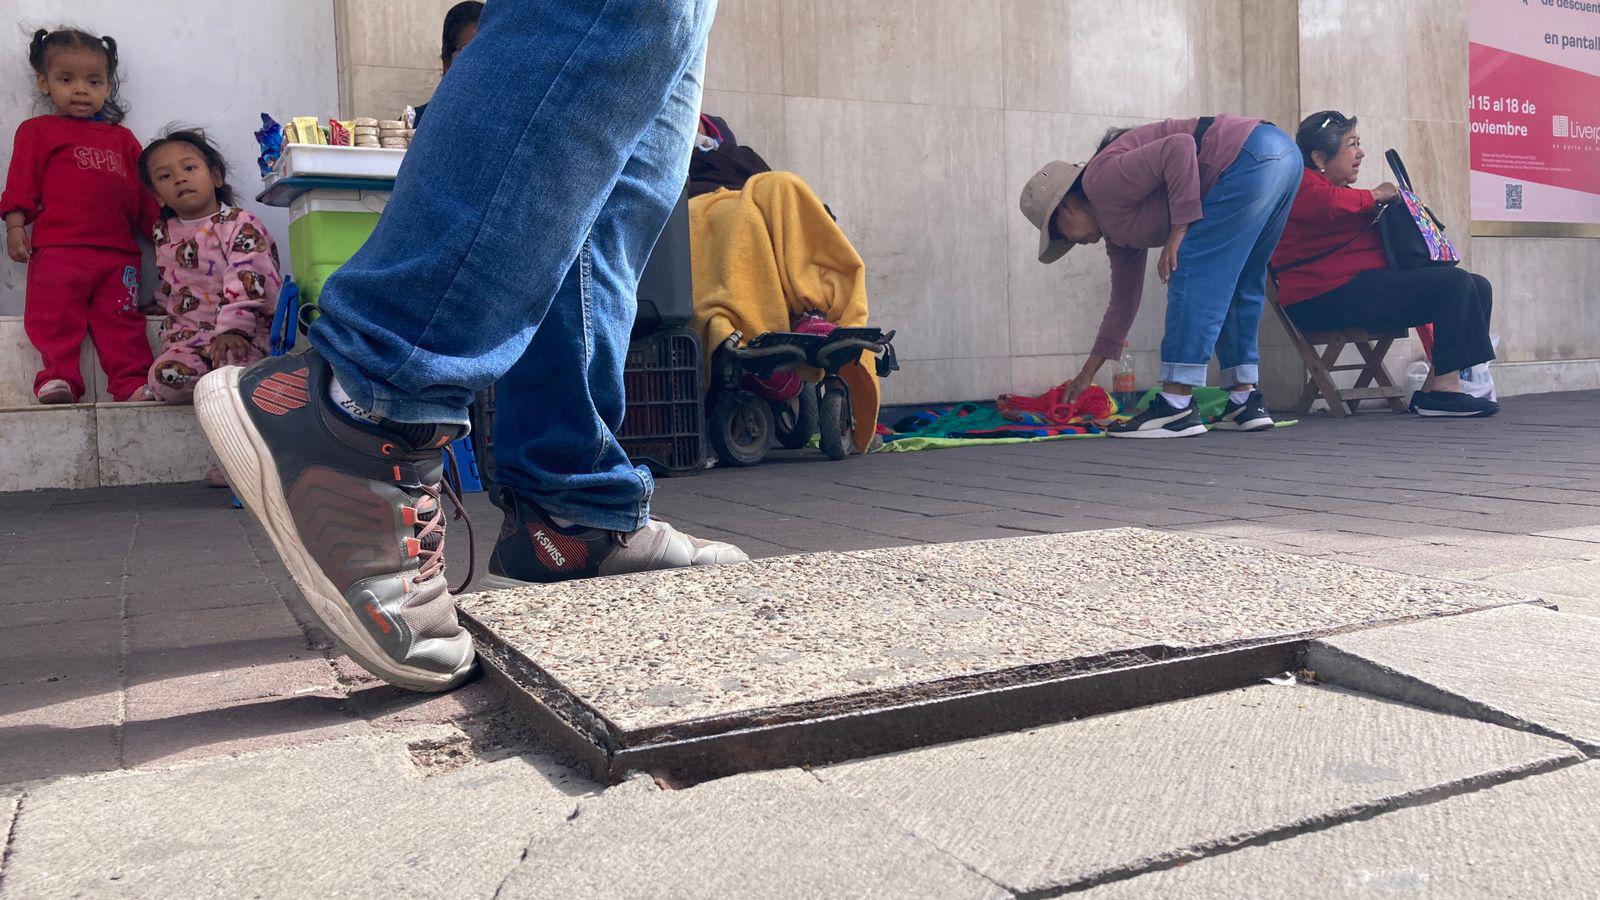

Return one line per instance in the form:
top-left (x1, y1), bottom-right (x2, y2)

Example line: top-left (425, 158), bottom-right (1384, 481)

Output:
top-left (138, 130), bottom-right (281, 403)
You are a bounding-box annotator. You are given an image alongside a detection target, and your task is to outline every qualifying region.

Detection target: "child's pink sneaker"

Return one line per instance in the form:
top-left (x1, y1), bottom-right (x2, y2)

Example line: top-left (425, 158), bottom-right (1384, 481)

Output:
top-left (36, 379), bottom-right (75, 404)
top-left (122, 385), bottom-right (157, 402)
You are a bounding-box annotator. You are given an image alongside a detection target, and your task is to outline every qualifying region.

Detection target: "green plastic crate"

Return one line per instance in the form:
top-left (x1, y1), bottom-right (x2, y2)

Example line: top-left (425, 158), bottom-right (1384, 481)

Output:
top-left (287, 189), bottom-right (388, 311)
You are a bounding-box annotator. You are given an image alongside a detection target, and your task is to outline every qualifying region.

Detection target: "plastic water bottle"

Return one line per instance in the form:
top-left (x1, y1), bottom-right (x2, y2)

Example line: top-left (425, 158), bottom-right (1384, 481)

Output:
top-left (1112, 342), bottom-right (1139, 410)
top-left (1405, 360), bottom-right (1430, 394)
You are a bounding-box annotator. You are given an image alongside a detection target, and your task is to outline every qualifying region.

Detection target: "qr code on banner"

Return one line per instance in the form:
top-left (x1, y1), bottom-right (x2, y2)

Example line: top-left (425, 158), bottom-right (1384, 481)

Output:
top-left (1505, 183), bottom-right (1524, 210)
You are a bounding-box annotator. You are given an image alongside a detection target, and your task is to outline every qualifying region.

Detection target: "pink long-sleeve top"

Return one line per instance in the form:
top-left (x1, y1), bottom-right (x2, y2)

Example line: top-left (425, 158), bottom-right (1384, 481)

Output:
top-left (152, 206), bottom-right (281, 348)
top-left (1080, 114), bottom-right (1261, 361)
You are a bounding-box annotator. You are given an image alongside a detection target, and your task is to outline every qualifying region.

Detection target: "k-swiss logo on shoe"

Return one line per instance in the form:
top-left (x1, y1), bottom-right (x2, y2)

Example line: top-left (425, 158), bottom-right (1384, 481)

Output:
top-left (251, 368), bottom-right (311, 416)
top-left (363, 600), bottom-right (393, 634)
top-left (528, 526), bottom-right (587, 571)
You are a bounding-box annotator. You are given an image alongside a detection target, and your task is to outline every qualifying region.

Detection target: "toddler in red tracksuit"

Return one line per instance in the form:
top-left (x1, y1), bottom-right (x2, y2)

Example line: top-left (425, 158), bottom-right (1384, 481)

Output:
top-left (138, 130), bottom-right (281, 404)
top-left (1, 28), bottom-right (158, 404)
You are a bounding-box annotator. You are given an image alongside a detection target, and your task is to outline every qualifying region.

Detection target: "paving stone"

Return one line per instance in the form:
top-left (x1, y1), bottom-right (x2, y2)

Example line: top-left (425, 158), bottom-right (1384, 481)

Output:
top-left (817, 684), bottom-right (1577, 895)
top-left (1536, 524), bottom-right (1600, 543)
top-left (3, 735), bottom-right (592, 898)
top-left (855, 528), bottom-right (1528, 648)
top-left (124, 652), bottom-right (336, 721)
top-left (0, 618), bottom-right (123, 684)
top-left (1082, 762), bottom-right (1600, 898)
top-left (1479, 559), bottom-right (1600, 599)
top-left (1442, 534), bottom-right (1600, 567)
top-left (0, 593), bottom-right (120, 628)
top-left (1257, 530), bottom-right (1422, 555)
top-left (1328, 544), bottom-right (1573, 580)
top-left (949, 509), bottom-right (1106, 534)
top-left (0, 563), bottom-right (123, 605)
top-left (1436, 506), bottom-right (1600, 535)
top-left (0, 674), bottom-right (122, 785)
top-left (351, 676), bottom-right (509, 731)
top-left (1309, 605), bottom-right (1600, 752)
top-left (120, 692), bottom-right (369, 768)
top-left (462, 549), bottom-right (1147, 732)
top-left (497, 768), bottom-right (1007, 899)
top-left (1172, 520), bottom-right (1315, 540)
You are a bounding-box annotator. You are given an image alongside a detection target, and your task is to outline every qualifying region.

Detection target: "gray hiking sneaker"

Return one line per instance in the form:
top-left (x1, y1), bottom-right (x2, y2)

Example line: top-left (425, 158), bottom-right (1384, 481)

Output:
top-left (485, 487), bottom-right (749, 585)
top-left (193, 350), bottom-right (476, 692)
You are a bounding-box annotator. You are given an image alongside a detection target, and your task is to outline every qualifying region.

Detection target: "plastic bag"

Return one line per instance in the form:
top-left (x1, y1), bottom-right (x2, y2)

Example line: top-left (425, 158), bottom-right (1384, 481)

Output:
top-left (1459, 363), bottom-right (1496, 401)
top-left (1459, 332), bottom-right (1498, 401)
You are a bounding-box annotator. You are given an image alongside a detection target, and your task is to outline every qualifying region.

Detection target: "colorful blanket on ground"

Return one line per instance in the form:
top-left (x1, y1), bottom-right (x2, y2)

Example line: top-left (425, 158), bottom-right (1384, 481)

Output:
top-left (877, 386), bottom-right (1294, 453)
top-left (889, 400), bottom-right (1100, 441)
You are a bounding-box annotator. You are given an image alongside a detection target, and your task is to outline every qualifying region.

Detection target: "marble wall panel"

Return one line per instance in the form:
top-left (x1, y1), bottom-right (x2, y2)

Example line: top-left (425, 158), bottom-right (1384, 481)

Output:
top-left (1003, 0), bottom-right (1193, 118)
top-left (705, 0), bottom-right (785, 95)
top-left (699, 90), bottom-right (788, 168)
top-left (784, 0), bottom-right (1004, 108)
top-left (883, 357), bottom-right (1014, 407)
top-left (783, 97), bottom-right (1011, 366)
top-left (1474, 237), bottom-right (1600, 364)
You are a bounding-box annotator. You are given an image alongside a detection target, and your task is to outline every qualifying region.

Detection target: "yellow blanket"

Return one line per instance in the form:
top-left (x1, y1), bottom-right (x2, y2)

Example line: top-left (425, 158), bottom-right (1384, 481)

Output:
top-left (688, 171), bottom-right (878, 452)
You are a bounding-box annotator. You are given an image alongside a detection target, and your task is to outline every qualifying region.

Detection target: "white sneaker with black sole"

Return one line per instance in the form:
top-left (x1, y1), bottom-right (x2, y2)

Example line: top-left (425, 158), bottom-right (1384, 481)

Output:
top-left (1107, 394), bottom-right (1208, 438)
top-left (1212, 390), bottom-right (1275, 431)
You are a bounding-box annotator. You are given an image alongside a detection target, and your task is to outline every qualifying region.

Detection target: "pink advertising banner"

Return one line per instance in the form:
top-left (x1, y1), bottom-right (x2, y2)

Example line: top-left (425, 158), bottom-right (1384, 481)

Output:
top-left (1469, 0), bottom-right (1600, 226)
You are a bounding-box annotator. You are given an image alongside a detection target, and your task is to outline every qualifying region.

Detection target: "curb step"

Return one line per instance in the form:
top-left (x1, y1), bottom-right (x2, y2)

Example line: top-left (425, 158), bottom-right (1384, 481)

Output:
top-left (0, 401), bottom-right (213, 491)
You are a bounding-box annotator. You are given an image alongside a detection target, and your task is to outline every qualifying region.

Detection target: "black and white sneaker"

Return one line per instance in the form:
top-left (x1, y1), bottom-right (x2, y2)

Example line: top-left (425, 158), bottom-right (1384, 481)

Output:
top-left (1411, 390), bottom-right (1499, 418)
top-left (1213, 390), bottom-right (1274, 431)
top-left (1107, 394), bottom-right (1208, 438)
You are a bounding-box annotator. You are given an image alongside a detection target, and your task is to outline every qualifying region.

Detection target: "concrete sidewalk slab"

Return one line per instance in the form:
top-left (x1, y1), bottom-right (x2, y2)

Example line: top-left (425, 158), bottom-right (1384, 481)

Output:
top-left (496, 768), bottom-right (1008, 900)
top-left (1479, 559), bottom-right (1600, 599)
top-left (1, 790), bottom-right (17, 880)
top-left (1, 733), bottom-right (593, 898)
top-left (1082, 761), bottom-right (1600, 898)
top-left (1309, 605), bottom-right (1600, 753)
top-left (817, 684), bottom-right (1579, 895)
top-left (1557, 597), bottom-right (1600, 618)
top-left (462, 528), bottom-right (1538, 783)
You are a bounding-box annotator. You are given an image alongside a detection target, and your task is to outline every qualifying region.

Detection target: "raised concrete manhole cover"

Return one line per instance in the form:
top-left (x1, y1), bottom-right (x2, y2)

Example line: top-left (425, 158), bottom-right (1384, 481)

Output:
top-left (459, 528), bottom-right (1537, 784)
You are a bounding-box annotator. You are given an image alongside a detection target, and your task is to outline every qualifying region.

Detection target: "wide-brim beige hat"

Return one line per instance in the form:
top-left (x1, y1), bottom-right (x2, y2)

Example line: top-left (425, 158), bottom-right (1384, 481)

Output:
top-left (1019, 160), bottom-right (1085, 264)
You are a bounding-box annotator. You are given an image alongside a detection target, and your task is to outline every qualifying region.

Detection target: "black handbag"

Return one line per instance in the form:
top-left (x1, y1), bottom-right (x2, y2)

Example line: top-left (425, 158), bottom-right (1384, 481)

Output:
top-left (1377, 149), bottom-right (1461, 270)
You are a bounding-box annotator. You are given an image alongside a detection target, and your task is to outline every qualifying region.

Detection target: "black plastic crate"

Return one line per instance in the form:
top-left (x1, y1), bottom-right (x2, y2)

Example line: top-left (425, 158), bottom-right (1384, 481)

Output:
top-left (618, 327), bottom-right (706, 477)
top-left (465, 327), bottom-right (705, 485)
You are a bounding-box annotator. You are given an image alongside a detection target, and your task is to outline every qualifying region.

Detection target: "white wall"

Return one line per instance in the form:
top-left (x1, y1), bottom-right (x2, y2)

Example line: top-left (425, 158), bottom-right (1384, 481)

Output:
top-left (0, 1), bottom-right (340, 316)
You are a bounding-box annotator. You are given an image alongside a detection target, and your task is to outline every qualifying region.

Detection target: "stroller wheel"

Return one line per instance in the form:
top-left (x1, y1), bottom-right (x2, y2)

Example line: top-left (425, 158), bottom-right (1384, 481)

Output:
top-left (773, 382), bottom-right (819, 450)
top-left (818, 382), bottom-right (853, 461)
top-left (709, 391), bottom-right (772, 467)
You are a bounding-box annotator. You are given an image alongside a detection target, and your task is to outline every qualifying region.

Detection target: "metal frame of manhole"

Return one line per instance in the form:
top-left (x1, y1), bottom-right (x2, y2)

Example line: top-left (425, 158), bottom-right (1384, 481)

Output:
top-left (462, 611), bottom-right (1308, 786)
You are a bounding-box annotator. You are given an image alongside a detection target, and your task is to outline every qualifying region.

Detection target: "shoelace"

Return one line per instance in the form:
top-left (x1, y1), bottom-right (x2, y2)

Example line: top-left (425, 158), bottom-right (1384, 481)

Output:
top-left (411, 446), bottom-right (476, 593)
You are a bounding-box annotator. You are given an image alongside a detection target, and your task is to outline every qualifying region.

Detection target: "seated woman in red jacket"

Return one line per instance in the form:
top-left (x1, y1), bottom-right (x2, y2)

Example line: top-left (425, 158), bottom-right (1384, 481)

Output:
top-left (1270, 111), bottom-right (1497, 418)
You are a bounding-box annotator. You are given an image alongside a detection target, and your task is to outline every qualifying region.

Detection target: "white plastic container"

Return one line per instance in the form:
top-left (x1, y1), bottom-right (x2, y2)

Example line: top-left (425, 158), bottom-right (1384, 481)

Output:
top-left (272, 144), bottom-right (405, 181)
top-left (287, 189), bottom-right (391, 225)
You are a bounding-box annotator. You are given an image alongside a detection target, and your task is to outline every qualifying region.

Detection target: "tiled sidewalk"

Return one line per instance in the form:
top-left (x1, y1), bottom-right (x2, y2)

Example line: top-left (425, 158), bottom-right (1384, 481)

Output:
top-left (3, 391), bottom-right (1599, 786)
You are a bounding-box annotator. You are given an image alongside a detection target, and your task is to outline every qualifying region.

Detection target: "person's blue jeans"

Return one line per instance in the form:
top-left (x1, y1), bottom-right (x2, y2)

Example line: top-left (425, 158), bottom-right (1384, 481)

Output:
top-left (1159, 124), bottom-right (1301, 388)
top-left (309, 0), bottom-right (716, 532)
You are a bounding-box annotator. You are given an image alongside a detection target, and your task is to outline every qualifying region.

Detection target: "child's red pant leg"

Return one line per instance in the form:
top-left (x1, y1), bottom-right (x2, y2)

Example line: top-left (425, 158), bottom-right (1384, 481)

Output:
top-left (22, 248), bottom-right (93, 399)
top-left (85, 252), bottom-right (155, 401)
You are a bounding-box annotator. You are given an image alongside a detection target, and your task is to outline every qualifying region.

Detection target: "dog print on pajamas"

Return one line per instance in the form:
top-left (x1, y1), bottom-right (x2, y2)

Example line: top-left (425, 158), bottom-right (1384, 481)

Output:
top-left (146, 205), bottom-right (283, 404)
